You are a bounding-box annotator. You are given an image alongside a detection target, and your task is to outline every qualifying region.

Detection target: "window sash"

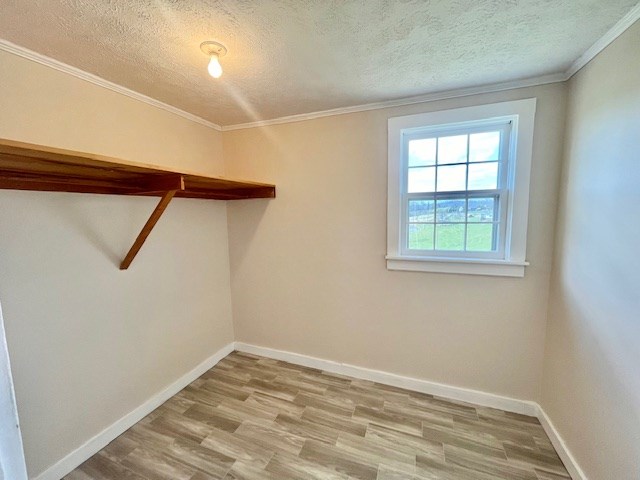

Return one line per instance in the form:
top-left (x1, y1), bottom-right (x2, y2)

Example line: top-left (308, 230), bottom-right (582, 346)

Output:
top-left (399, 121), bottom-right (512, 260)
top-left (401, 190), bottom-right (508, 259)
top-left (387, 98), bottom-right (537, 277)
top-left (402, 122), bottom-right (511, 194)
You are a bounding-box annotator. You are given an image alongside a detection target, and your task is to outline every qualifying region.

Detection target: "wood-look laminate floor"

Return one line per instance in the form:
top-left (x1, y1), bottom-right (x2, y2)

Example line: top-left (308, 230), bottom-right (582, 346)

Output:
top-left (65, 352), bottom-right (571, 480)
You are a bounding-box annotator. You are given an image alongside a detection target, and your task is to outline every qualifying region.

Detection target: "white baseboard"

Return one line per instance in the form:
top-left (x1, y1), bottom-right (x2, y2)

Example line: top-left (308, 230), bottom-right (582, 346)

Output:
top-left (33, 340), bottom-right (586, 480)
top-left (536, 405), bottom-right (587, 480)
top-left (235, 342), bottom-right (587, 480)
top-left (234, 342), bottom-right (537, 416)
top-left (33, 342), bottom-right (235, 480)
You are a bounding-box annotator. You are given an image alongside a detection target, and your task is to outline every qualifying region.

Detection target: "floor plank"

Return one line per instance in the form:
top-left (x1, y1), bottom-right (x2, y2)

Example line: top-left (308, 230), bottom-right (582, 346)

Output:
top-left (64, 351), bottom-right (572, 480)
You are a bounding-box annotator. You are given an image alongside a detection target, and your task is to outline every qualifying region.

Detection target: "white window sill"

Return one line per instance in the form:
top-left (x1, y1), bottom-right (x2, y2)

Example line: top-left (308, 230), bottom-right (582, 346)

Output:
top-left (385, 255), bottom-right (529, 277)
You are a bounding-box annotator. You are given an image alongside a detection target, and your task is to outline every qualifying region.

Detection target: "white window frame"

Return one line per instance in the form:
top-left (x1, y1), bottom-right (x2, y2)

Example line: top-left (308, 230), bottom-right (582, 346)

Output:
top-left (386, 98), bottom-right (536, 277)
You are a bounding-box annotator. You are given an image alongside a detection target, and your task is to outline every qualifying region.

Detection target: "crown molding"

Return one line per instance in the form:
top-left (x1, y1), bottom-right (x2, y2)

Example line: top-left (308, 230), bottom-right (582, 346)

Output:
top-left (221, 73), bottom-right (567, 131)
top-left (0, 38), bottom-right (222, 132)
top-left (2, 2), bottom-right (638, 133)
top-left (221, 2), bottom-right (640, 131)
top-left (566, 1), bottom-right (640, 78)
top-left (1, 34), bottom-right (565, 133)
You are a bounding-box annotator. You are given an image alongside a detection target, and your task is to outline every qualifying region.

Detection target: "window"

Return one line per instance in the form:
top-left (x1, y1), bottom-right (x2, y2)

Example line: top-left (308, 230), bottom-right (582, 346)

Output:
top-left (387, 99), bottom-right (536, 277)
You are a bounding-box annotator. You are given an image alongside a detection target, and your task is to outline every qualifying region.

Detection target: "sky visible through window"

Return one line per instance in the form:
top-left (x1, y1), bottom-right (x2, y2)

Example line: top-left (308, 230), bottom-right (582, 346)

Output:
top-left (406, 131), bottom-right (501, 252)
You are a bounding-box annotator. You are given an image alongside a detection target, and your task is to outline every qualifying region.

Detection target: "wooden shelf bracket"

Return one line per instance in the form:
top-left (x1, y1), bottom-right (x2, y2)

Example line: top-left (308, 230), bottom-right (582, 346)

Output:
top-left (120, 175), bottom-right (184, 270)
top-left (0, 138), bottom-right (276, 270)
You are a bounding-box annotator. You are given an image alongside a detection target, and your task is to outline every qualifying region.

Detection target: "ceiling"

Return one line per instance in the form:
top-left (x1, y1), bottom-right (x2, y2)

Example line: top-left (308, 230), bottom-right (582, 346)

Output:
top-left (0, 1), bottom-right (637, 126)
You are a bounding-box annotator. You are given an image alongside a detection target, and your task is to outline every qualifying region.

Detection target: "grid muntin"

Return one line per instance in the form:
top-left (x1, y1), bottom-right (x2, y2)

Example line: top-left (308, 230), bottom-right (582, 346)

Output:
top-left (407, 131), bottom-right (501, 193)
top-left (403, 123), bottom-right (510, 254)
top-left (408, 193), bottom-right (501, 252)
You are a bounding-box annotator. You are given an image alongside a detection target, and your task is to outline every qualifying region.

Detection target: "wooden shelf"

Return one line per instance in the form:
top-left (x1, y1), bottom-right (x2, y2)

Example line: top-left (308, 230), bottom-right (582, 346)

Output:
top-left (0, 139), bottom-right (275, 269)
top-left (0, 139), bottom-right (275, 200)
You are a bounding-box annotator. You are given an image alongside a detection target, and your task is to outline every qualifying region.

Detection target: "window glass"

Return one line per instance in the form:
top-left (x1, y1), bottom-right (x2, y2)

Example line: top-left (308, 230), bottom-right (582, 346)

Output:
top-left (408, 138), bottom-right (436, 167)
top-left (468, 162), bottom-right (499, 190)
top-left (467, 197), bottom-right (496, 222)
top-left (436, 199), bottom-right (466, 222)
top-left (438, 135), bottom-right (467, 165)
top-left (469, 132), bottom-right (500, 162)
top-left (405, 125), bottom-right (508, 254)
top-left (466, 224), bottom-right (495, 251)
top-left (436, 164), bottom-right (466, 192)
top-left (388, 98), bottom-right (536, 276)
top-left (408, 224), bottom-right (434, 250)
top-left (435, 224), bottom-right (465, 251)
top-left (407, 166), bottom-right (436, 193)
top-left (408, 199), bottom-right (435, 222)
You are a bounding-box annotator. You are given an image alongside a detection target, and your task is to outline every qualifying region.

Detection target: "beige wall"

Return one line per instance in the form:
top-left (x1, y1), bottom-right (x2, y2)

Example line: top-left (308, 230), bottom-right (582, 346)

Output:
top-left (541, 21), bottom-right (640, 479)
top-left (4, 20), bottom-right (637, 478)
top-left (224, 83), bottom-right (567, 401)
top-left (0, 50), bottom-right (234, 477)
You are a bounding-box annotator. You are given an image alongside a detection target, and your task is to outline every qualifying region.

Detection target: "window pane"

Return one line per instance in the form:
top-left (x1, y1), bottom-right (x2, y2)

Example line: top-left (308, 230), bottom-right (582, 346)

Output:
top-left (469, 131), bottom-right (500, 162)
top-left (436, 164), bottom-right (467, 192)
top-left (408, 138), bottom-right (436, 167)
top-left (438, 135), bottom-right (467, 165)
top-left (408, 224), bottom-right (434, 250)
top-left (408, 167), bottom-right (435, 193)
top-left (468, 162), bottom-right (498, 190)
top-left (435, 224), bottom-right (465, 251)
top-left (436, 198), bottom-right (466, 222)
top-left (467, 197), bottom-right (496, 222)
top-left (409, 199), bottom-right (435, 222)
top-left (466, 223), bottom-right (495, 251)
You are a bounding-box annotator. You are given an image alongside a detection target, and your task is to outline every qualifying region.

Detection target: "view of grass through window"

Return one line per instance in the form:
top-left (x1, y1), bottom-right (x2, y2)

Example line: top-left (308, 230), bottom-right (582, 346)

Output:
top-left (406, 130), bottom-right (503, 252)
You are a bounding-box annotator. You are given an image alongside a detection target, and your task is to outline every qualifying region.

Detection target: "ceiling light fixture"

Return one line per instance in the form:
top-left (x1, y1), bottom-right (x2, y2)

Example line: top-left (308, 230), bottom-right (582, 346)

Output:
top-left (200, 41), bottom-right (227, 79)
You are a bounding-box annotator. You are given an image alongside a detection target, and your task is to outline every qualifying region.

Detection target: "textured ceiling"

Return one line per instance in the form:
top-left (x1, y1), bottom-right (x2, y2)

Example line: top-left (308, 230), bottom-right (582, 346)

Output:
top-left (0, 1), bottom-right (637, 126)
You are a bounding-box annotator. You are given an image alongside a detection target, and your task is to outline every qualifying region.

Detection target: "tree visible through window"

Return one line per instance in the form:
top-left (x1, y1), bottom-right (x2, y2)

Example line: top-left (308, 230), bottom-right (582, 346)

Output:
top-left (403, 123), bottom-right (510, 257)
top-left (387, 99), bottom-right (536, 276)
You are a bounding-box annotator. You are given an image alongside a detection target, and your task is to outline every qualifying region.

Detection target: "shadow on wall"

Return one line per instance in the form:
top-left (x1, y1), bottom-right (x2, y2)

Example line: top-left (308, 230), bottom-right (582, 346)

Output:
top-left (226, 199), bottom-right (271, 270)
top-left (561, 244), bottom-right (640, 424)
top-left (545, 124), bottom-right (640, 471)
top-left (59, 200), bottom-right (122, 267)
top-left (55, 193), bottom-right (178, 269)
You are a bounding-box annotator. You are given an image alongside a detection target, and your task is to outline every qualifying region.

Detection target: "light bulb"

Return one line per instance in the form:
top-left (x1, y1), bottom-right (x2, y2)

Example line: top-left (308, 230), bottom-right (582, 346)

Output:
top-left (207, 55), bottom-right (223, 78)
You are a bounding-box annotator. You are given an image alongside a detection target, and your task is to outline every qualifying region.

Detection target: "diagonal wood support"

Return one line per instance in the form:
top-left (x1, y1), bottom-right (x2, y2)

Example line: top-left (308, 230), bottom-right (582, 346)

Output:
top-left (120, 175), bottom-right (184, 270)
